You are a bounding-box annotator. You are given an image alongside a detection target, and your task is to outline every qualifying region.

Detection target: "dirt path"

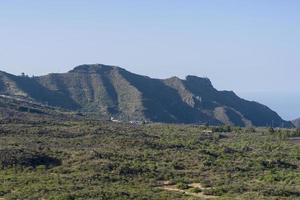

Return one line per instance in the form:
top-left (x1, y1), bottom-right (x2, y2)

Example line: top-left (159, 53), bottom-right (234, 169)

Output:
top-left (158, 181), bottom-right (217, 199)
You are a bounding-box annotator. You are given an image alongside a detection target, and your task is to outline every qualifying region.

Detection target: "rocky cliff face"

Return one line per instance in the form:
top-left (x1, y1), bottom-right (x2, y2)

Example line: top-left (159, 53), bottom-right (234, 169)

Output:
top-left (0, 64), bottom-right (293, 127)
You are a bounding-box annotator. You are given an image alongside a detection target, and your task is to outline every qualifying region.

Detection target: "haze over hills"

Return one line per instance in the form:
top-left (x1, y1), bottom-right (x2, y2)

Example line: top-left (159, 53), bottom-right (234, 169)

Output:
top-left (0, 64), bottom-right (293, 127)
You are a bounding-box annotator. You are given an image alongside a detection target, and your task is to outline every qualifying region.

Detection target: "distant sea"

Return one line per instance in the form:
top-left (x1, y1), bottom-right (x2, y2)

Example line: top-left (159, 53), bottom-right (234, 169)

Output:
top-left (237, 91), bottom-right (300, 121)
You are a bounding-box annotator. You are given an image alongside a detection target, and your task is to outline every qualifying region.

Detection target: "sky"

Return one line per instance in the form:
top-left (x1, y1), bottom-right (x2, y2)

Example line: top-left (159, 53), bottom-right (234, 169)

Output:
top-left (0, 0), bottom-right (299, 120)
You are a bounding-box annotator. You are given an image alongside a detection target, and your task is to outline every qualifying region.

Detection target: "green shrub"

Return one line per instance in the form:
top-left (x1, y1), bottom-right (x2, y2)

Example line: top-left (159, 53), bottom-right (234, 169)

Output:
top-left (54, 193), bottom-right (76, 200)
top-left (268, 127), bottom-right (275, 133)
top-left (177, 182), bottom-right (190, 190)
top-left (189, 187), bottom-right (202, 193)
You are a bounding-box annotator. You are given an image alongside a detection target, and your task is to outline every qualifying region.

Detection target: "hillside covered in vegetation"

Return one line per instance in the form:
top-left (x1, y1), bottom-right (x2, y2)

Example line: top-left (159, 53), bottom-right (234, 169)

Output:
top-left (0, 118), bottom-right (299, 200)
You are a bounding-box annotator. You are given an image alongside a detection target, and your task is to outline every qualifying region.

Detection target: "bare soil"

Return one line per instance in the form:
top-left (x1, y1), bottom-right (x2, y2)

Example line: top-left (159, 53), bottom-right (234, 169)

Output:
top-left (158, 181), bottom-right (217, 199)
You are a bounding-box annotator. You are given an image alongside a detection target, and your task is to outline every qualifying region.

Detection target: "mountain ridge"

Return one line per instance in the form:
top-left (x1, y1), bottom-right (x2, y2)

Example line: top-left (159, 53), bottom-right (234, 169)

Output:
top-left (0, 64), bottom-right (293, 127)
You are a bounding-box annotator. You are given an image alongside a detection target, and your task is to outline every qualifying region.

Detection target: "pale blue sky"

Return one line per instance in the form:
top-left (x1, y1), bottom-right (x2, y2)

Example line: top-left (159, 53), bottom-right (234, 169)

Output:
top-left (1, 0), bottom-right (299, 120)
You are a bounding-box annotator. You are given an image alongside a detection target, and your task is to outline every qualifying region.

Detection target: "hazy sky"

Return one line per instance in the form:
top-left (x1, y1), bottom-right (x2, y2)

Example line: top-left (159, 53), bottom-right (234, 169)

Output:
top-left (1, 0), bottom-right (299, 120)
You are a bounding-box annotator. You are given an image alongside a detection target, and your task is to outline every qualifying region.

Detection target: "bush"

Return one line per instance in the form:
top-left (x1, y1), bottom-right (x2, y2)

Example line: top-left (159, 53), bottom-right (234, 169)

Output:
top-left (212, 125), bottom-right (232, 133)
top-left (189, 187), bottom-right (202, 193)
top-left (54, 193), bottom-right (76, 200)
top-left (177, 182), bottom-right (190, 190)
top-left (268, 127), bottom-right (275, 133)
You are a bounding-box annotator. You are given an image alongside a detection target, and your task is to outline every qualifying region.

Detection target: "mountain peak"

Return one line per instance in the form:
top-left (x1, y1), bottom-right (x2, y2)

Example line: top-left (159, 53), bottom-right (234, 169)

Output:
top-left (185, 75), bottom-right (213, 87)
top-left (69, 64), bottom-right (118, 73)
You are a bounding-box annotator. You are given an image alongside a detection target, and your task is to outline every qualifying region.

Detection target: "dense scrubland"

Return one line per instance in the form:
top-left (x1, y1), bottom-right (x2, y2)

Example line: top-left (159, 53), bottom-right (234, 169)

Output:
top-left (0, 119), bottom-right (299, 200)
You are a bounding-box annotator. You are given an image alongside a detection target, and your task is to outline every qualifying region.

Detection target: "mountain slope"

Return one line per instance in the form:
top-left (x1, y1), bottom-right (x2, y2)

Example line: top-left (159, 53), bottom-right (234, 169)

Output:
top-left (292, 118), bottom-right (300, 128)
top-left (0, 64), bottom-right (293, 127)
top-left (0, 94), bottom-right (79, 122)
